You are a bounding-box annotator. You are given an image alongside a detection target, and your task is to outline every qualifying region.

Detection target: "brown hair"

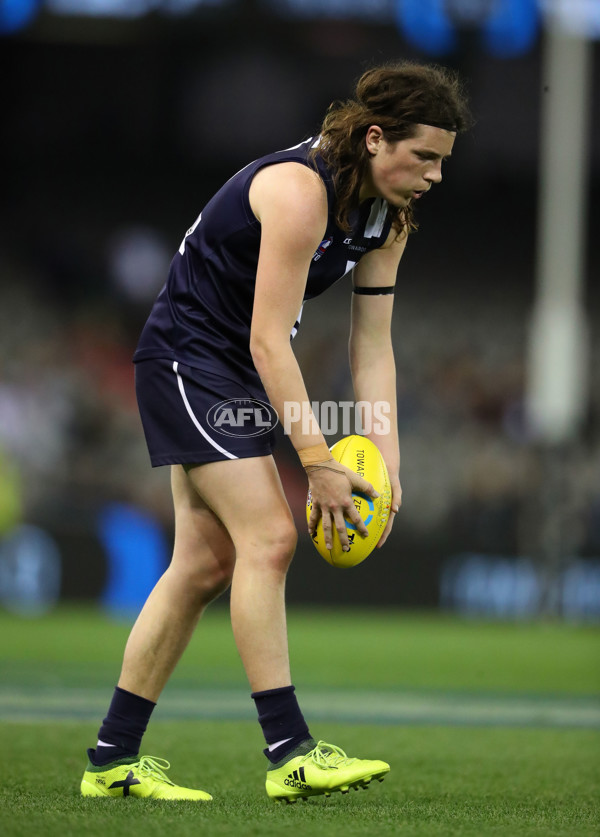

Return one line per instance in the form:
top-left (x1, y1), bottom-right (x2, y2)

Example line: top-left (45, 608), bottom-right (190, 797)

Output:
top-left (312, 61), bottom-right (472, 234)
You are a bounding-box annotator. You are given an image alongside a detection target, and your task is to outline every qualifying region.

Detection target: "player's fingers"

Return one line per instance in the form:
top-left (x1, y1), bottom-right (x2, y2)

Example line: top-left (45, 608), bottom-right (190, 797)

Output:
top-left (377, 513), bottom-right (394, 548)
top-left (331, 508), bottom-right (352, 551)
top-left (321, 509), bottom-right (335, 551)
top-left (307, 496), bottom-right (322, 535)
top-left (347, 471), bottom-right (379, 500)
top-left (344, 501), bottom-right (369, 538)
top-left (376, 503), bottom-right (400, 549)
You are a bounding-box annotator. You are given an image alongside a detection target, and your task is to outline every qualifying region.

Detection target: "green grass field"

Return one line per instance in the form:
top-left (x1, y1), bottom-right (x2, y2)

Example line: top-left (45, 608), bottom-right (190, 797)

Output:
top-left (1, 605), bottom-right (598, 836)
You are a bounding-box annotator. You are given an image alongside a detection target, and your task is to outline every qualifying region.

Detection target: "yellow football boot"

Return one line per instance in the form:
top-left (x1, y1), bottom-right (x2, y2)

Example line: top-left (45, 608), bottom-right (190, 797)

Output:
top-left (265, 739), bottom-right (390, 803)
top-left (80, 753), bottom-right (212, 801)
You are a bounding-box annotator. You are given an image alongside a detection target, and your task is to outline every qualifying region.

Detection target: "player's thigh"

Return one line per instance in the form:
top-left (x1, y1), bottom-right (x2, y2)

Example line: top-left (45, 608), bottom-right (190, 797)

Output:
top-left (170, 464), bottom-right (235, 584)
top-left (185, 455), bottom-right (297, 555)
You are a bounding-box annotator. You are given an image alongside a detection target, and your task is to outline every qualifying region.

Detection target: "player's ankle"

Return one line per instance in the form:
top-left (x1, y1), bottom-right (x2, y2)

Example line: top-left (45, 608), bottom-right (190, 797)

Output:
top-left (251, 684), bottom-right (311, 762)
top-left (264, 734), bottom-right (314, 765)
top-left (89, 745), bottom-right (137, 767)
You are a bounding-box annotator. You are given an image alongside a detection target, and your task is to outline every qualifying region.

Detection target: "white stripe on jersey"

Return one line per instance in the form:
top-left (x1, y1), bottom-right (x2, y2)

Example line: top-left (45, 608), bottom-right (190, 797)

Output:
top-left (341, 260), bottom-right (357, 279)
top-left (218, 138), bottom-right (314, 194)
top-left (364, 198), bottom-right (389, 239)
top-left (290, 303), bottom-right (304, 339)
top-left (276, 138), bottom-right (314, 153)
top-left (179, 212), bottom-right (202, 255)
top-left (173, 362), bottom-right (238, 460)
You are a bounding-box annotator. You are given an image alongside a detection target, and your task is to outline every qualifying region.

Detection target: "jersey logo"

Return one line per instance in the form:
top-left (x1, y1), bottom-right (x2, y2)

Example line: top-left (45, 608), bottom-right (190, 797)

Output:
top-left (313, 236), bottom-right (333, 261)
top-left (179, 212), bottom-right (202, 255)
top-left (344, 236), bottom-right (367, 254)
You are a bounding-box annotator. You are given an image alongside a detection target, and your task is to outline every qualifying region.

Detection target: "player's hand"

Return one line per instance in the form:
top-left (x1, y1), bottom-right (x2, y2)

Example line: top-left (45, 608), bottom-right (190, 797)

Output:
top-left (306, 462), bottom-right (379, 552)
top-left (376, 474), bottom-right (402, 549)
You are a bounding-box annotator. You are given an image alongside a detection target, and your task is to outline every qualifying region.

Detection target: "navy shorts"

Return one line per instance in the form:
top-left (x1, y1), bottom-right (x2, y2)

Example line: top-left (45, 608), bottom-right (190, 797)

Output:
top-left (135, 359), bottom-right (277, 467)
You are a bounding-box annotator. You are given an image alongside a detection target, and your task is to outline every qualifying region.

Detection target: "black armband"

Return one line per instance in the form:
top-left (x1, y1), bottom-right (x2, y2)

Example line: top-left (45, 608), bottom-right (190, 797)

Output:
top-left (352, 286), bottom-right (395, 295)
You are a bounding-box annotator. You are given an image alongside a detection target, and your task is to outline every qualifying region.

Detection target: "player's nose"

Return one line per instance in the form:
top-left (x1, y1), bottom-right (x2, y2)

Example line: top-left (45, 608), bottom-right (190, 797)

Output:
top-left (425, 160), bottom-right (443, 184)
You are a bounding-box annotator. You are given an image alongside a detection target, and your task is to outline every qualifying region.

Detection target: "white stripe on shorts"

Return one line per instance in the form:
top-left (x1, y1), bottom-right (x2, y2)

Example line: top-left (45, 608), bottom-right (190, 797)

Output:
top-left (173, 361), bottom-right (238, 460)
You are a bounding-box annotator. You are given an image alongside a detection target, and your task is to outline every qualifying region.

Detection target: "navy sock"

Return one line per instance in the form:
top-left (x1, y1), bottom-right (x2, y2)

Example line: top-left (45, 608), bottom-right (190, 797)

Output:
top-left (91, 686), bottom-right (156, 766)
top-left (251, 685), bottom-right (311, 763)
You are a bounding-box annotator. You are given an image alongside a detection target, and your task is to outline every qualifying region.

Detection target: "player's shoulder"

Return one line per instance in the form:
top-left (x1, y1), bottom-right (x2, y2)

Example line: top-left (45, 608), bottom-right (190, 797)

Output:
top-left (250, 161), bottom-right (327, 228)
top-left (252, 160), bottom-right (325, 201)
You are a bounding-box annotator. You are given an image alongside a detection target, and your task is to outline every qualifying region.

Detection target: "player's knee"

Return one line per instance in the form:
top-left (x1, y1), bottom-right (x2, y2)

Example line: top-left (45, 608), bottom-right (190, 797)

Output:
top-left (259, 520), bottom-right (298, 574)
top-left (170, 550), bottom-right (235, 605)
top-left (205, 562), bottom-right (234, 601)
top-left (188, 563), bottom-right (233, 604)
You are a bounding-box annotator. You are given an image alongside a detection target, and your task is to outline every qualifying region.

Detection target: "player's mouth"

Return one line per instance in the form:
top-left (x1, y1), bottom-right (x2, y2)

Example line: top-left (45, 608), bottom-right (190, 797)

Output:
top-left (412, 190), bottom-right (426, 199)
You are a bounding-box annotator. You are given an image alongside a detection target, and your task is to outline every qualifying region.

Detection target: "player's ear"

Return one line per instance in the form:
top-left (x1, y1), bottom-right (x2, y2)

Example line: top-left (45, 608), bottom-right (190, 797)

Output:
top-left (365, 125), bottom-right (384, 157)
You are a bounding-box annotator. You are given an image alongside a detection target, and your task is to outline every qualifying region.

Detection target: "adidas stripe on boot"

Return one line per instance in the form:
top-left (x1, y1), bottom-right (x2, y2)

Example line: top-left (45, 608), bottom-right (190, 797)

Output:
top-left (265, 739), bottom-right (390, 803)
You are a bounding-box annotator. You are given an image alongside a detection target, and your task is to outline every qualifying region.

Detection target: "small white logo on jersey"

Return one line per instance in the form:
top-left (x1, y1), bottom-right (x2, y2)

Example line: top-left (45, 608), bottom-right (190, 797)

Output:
top-left (344, 237), bottom-right (366, 253)
top-left (179, 211), bottom-right (202, 255)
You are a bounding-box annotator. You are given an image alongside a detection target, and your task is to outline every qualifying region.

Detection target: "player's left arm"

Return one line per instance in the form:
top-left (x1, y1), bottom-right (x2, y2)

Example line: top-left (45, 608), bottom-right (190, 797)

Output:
top-left (349, 227), bottom-right (407, 548)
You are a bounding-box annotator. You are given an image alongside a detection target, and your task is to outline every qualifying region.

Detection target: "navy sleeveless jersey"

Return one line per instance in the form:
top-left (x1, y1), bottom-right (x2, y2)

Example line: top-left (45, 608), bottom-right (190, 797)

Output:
top-left (133, 137), bottom-right (393, 391)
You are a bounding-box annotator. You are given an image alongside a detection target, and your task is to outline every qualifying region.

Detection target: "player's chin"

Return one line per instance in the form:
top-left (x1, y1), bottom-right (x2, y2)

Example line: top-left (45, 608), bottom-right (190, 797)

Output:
top-left (389, 195), bottom-right (411, 209)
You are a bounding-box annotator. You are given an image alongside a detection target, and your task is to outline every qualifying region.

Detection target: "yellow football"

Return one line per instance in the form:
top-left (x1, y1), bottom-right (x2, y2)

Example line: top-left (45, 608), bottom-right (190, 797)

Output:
top-left (306, 435), bottom-right (392, 568)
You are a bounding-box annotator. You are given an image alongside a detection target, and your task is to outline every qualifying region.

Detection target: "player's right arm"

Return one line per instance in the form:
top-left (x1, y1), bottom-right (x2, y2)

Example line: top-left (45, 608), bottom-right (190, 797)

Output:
top-left (249, 162), bottom-right (329, 452)
top-left (248, 163), bottom-right (375, 549)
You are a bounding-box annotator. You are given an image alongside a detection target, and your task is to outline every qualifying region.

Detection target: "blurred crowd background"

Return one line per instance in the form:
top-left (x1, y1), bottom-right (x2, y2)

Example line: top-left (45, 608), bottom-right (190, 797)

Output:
top-left (1, 1), bottom-right (599, 618)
